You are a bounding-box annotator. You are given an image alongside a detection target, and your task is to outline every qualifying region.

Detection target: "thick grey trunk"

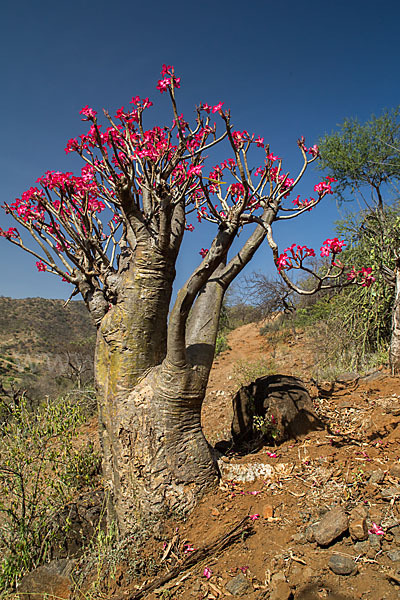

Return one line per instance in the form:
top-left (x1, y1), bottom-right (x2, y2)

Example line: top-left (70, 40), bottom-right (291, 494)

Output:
top-left (105, 361), bottom-right (218, 533)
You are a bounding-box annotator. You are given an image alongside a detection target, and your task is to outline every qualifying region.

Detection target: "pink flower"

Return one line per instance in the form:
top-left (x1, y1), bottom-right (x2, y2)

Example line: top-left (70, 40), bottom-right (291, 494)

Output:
top-left (266, 451), bottom-right (277, 458)
top-left (308, 144), bottom-right (319, 157)
top-left (199, 248), bottom-right (209, 258)
top-left (320, 238), bottom-right (346, 257)
top-left (183, 543), bottom-right (196, 554)
top-left (276, 252), bottom-right (291, 272)
top-left (203, 567), bottom-right (212, 579)
top-left (80, 105), bottom-right (97, 120)
top-left (157, 77), bottom-right (171, 93)
top-left (266, 152), bottom-right (280, 162)
top-left (202, 103), bottom-right (212, 113)
top-left (0, 227), bottom-right (19, 239)
top-left (255, 136), bottom-right (264, 147)
top-left (36, 261), bottom-right (47, 272)
top-left (368, 522), bottom-right (384, 536)
top-left (212, 102), bottom-right (224, 113)
top-left (249, 514), bottom-right (260, 521)
top-left (161, 64), bottom-right (172, 77)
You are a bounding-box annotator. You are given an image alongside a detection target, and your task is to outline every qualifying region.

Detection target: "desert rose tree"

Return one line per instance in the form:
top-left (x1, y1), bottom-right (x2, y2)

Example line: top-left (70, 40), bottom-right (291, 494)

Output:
top-left (0, 66), bottom-right (374, 532)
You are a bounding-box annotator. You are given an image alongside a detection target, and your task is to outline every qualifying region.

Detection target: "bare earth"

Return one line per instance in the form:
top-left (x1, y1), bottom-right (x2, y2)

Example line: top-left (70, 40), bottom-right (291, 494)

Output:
top-left (91, 322), bottom-right (400, 599)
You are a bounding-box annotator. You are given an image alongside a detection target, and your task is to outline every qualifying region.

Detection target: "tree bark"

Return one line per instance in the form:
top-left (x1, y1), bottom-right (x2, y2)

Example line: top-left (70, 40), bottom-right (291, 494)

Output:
top-left (390, 256), bottom-right (400, 375)
top-left (95, 244), bottom-right (177, 525)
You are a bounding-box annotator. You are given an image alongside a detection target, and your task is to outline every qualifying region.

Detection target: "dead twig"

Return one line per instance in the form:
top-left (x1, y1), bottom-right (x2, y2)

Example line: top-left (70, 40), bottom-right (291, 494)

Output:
top-left (119, 516), bottom-right (253, 600)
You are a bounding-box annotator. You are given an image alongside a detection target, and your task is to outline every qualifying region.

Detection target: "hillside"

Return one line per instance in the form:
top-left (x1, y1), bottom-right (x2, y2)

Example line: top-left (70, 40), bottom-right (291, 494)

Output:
top-left (0, 297), bottom-right (95, 397)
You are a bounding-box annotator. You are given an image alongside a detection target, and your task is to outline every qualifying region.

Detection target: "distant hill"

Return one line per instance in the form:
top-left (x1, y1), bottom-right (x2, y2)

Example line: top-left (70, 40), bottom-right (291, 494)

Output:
top-left (0, 297), bottom-right (95, 355)
top-left (0, 297), bottom-right (96, 398)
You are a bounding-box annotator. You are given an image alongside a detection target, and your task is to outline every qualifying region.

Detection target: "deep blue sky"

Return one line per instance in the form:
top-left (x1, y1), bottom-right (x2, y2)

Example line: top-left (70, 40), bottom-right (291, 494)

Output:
top-left (1, 0), bottom-right (399, 299)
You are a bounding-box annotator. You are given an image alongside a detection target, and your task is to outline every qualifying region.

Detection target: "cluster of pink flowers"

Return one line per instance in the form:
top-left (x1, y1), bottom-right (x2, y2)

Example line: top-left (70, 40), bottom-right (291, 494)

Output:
top-left (298, 136), bottom-right (320, 158)
top-left (157, 64), bottom-right (181, 93)
top-left (320, 237), bottom-right (346, 257)
top-left (292, 195), bottom-right (314, 211)
top-left (347, 266), bottom-right (376, 287)
top-left (201, 102), bottom-right (224, 114)
top-left (276, 243), bottom-right (316, 272)
top-left (0, 227), bottom-right (19, 239)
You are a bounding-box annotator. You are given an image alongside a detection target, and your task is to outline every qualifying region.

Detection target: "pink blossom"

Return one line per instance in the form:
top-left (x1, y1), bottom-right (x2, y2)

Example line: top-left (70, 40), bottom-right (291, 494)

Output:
top-left (255, 136), bottom-right (264, 147)
top-left (187, 164), bottom-right (203, 178)
top-left (183, 543), bottom-right (196, 553)
top-left (202, 103), bottom-right (212, 113)
top-left (203, 567), bottom-right (212, 579)
top-left (249, 514), bottom-right (260, 521)
top-left (79, 105), bottom-right (97, 120)
top-left (212, 102), bottom-right (224, 113)
top-left (266, 451), bottom-right (277, 458)
top-left (0, 227), bottom-right (19, 239)
top-left (276, 252), bottom-right (291, 272)
top-left (368, 522), bottom-right (384, 535)
top-left (320, 238), bottom-right (346, 257)
top-left (157, 77), bottom-right (171, 93)
top-left (308, 144), bottom-right (319, 157)
top-left (266, 152), bottom-right (280, 162)
top-left (36, 261), bottom-right (47, 272)
top-left (199, 248), bottom-right (209, 258)
top-left (161, 64), bottom-right (172, 77)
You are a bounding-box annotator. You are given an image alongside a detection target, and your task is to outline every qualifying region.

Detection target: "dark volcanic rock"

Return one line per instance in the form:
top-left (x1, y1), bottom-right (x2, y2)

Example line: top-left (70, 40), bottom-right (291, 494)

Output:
top-left (225, 572), bottom-right (251, 596)
top-left (313, 507), bottom-right (349, 546)
top-left (17, 559), bottom-right (75, 600)
top-left (231, 374), bottom-right (324, 446)
top-left (328, 554), bottom-right (357, 575)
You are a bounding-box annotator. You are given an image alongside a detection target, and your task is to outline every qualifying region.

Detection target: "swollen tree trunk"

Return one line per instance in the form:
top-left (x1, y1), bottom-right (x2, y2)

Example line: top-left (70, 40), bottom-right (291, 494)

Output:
top-left (390, 256), bottom-right (400, 375)
top-left (95, 243), bottom-right (177, 527)
top-left (95, 250), bottom-right (226, 532)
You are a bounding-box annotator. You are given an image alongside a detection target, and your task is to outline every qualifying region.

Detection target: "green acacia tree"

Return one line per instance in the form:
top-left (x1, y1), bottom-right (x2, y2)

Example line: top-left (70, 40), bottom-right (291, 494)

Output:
top-left (318, 108), bottom-right (400, 374)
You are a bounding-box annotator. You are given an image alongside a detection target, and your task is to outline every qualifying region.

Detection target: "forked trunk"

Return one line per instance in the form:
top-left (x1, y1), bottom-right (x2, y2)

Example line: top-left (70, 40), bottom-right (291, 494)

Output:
top-left (103, 360), bottom-right (218, 533)
top-left (95, 251), bottom-right (225, 531)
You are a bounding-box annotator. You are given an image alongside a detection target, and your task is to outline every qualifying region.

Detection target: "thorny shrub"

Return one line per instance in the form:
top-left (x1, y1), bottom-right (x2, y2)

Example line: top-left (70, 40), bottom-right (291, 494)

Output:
top-left (0, 392), bottom-right (101, 592)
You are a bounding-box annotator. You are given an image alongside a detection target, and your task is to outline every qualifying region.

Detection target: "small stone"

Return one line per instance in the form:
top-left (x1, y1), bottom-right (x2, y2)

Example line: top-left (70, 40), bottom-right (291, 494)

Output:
top-left (270, 580), bottom-right (292, 600)
top-left (305, 524), bottom-right (316, 542)
top-left (349, 517), bottom-right (368, 541)
top-left (354, 540), bottom-right (369, 554)
top-left (313, 506), bottom-right (349, 546)
top-left (211, 507), bottom-right (220, 517)
top-left (328, 554), bottom-right (357, 575)
top-left (381, 486), bottom-right (400, 500)
top-left (263, 504), bottom-right (274, 519)
top-left (369, 469), bottom-right (385, 484)
top-left (17, 559), bottom-right (74, 600)
top-left (389, 464), bottom-right (400, 479)
top-left (387, 550), bottom-right (400, 561)
top-left (291, 532), bottom-right (306, 544)
top-left (368, 534), bottom-right (381, 551)
top-left (225, 572), bottom-right (251, 596)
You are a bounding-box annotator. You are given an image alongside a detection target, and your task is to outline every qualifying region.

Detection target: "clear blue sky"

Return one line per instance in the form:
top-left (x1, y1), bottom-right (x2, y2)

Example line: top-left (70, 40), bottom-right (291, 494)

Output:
top-left (1, 0), bottom-right (399, 299)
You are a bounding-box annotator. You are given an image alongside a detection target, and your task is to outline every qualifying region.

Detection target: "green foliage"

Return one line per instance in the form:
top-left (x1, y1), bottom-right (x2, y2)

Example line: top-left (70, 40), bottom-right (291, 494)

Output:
top-left (232, 357), bottom-right (276, 388)
top-left (318, 106), bottom-right (400, 204)
top-left (215, 332), bottom-right (230, 356)
top-left (214, 302), bottom-right (231, 357)
top-left (0, 393), bottom-right (100, 592)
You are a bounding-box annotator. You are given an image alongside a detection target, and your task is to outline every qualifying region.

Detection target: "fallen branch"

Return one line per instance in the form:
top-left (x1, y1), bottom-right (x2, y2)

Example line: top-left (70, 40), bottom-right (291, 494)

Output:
top-left (119, 516), bottom-right (253, 600)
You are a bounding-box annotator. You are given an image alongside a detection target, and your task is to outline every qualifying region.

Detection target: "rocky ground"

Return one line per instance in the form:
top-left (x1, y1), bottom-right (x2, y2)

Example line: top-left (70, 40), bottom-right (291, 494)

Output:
top-left (15, 322), bottom-right (400, 600)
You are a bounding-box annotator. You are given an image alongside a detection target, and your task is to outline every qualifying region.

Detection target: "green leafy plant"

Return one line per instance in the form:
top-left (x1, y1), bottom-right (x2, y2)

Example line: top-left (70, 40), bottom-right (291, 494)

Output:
top-left (0, 393), bottom-right (100, 592)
